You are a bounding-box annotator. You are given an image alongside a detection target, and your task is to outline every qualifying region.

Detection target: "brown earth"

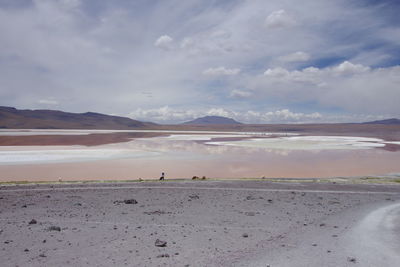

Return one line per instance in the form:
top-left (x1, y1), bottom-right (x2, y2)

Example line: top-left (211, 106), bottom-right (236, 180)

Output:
top-left (0, 132), bottom-right (166, 146)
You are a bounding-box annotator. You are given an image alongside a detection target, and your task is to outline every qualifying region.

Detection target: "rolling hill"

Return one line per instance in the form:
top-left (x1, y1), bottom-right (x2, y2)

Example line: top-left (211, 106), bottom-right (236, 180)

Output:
top-left (362, 118), bottom-right (400, 125)
top-left (0, 106), bottom-right (154, 129)
top-left (183, 116), bottom-right (242, 125)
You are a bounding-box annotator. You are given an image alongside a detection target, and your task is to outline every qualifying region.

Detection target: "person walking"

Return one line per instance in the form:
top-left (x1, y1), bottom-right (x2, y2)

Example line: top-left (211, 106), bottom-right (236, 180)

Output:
top-left (159, 172), bottom-right (165, 181)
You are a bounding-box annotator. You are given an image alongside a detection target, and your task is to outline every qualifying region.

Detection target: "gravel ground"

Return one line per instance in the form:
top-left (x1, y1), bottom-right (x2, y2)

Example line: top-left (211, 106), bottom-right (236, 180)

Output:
top-left (0, 180), bottom-right (399, 267)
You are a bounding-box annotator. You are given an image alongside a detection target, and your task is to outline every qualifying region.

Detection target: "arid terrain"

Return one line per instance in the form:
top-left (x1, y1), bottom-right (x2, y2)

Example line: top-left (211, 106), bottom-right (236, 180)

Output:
top-left (1, 180), bottom-right (400, 267)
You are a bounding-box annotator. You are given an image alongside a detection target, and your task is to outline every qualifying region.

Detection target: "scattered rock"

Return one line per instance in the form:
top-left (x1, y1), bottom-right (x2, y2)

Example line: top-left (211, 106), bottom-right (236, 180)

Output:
top-left (319, 223), bottom-right (326, 227)
top-left (144, 210), bottom-right (170, 215)
top-left (312, 243), bottom-right (317, 247)
top-left (155, 239), bottom-right (167, 247)
top-left (242, 233), bottom-right (249, 238)
top-left (124, 199), bottom-right (138, 204)
top-left (267, 199), bottom-right (273, 203)
top-left (48, 226), bottom-right (61, 232)
top-left (21, 204), bottom-right (27, 208)
top-left (347, 257), bottom-right (357, 263)
top-left (39, 253), bottom-right (46, 258)
top-left (24, 249), bottom-right (29, 252)
top-left (189, 194), bottom-right (199, 200)
top-left (29, 219), bottom-right (37, 225)
top-left (246, 196), bottom-right (256, 200)
top-left (114, 199), bottom-right (138, 205)
top-left (156, 253), bottom-right (170, 258)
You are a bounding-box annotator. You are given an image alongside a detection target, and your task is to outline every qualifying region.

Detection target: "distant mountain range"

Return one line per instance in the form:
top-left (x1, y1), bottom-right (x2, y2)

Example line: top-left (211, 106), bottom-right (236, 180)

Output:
top-left (1, 106), bottom-right (399, 129)
top-left (362, 118), bottom-right (400, 125)
top-left (183, 116), bottom-right (242, 125)
top-left (0, 106), bottom-right (155, 129)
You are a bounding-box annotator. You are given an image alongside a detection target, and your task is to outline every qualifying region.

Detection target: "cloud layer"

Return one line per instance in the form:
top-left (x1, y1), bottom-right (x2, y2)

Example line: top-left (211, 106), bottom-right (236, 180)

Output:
top-left (0, 0), bottom-right (399, 123)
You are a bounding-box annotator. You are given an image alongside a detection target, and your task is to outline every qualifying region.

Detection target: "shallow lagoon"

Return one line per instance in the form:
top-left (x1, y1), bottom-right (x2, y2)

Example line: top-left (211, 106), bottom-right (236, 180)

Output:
top-left (0, 130), bottom-right (399, 181)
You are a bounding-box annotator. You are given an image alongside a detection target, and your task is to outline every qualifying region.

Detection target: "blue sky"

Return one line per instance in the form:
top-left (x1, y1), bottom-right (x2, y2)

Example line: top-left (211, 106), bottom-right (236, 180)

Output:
top-left (0, 0), bottom-right (399, 123)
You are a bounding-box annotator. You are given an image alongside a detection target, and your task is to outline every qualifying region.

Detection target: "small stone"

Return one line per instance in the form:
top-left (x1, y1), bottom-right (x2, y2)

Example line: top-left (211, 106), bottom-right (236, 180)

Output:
top-left (39, 253), bottom-right (46, 258)
top-left (124, 199), bottom-right (138, 204)
top-left (29, 219), bottom-right (37, 225)
top-left (242, 233), bottom-right (249, 238)
top-left (48, 226), bottom-right (61, 232)
top-left (155, 239), bottom-right (167, 247)
top-left (24, 249), bottom-right (29, 252)
top-left (156, 253), bottom-right (170, 258)
top-left (347, 257), bottom-right (357, 263)
top-left (312, 243), bottom-right (317, 247)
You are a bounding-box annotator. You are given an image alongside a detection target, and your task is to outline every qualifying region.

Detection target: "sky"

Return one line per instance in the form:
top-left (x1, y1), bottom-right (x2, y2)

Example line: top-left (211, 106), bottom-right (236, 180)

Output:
top-left (0, 0), bottom-right (399, 124)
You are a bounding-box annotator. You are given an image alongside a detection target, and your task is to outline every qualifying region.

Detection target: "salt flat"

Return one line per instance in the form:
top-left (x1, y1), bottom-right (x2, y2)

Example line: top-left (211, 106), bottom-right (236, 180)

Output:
top-left (0, 130), bottom-right (399, 181)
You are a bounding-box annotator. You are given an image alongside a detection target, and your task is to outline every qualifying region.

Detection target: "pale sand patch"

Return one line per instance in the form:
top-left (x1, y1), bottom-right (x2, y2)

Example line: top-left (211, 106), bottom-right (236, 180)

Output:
top-left (207, 135), bottom-right (387, 150)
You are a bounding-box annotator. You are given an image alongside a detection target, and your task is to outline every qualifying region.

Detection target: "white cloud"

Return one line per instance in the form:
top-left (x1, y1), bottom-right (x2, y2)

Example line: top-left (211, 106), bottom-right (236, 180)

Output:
top-left (203, 66), bottom-right (241, 76)
top-left (154, 35), bottom-right (174, 50)
top-left (206, 108), bottom-right (231, 118)
top-left (332, 61), bottom-right (370, 75)
top-left (129, 106), bottom-right (326, 124)
top-left (280, 51), bottom-right (310, 62)
top-left (229, 89), bottom-right (253, 98)
top-left (264, 109), bottom-right (322, 122)
top-left (264, 10), bottom-right (296, 29)
top-left (264, 67), bottom-right (290, 77)
top-left (253, 61), bottom-right (400, 115)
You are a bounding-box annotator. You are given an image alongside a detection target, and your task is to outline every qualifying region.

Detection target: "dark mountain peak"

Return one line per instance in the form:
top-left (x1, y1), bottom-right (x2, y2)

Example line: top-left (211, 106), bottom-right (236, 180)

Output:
top-left (0, 106), bottom-right (17, 112)
top-left (183, 115), bottom-right (242, 125)
top-left (362, 118), bottom-right (400, 125)
top-left (0, 106), bottom-right (155, 129)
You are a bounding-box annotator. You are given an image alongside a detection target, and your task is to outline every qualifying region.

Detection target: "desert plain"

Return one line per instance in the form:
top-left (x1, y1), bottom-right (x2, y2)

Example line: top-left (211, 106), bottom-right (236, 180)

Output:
top-left (1, 180), bottom-right (400, 267)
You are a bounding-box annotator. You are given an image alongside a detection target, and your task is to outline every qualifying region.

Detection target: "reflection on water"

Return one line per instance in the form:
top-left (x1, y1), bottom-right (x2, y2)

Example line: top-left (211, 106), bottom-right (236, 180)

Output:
top-left (0, 133), bottom-right (399, 181)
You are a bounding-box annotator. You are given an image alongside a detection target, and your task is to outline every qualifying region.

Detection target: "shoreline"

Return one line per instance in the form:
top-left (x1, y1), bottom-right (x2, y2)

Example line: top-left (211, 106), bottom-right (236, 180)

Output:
top-left (1, 175), bottom-right (400, 186)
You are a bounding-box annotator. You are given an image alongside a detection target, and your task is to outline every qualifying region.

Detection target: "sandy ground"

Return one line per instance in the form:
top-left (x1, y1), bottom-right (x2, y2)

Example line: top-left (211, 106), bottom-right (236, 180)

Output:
top-left (1, 180), bottom-right (400, 267)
